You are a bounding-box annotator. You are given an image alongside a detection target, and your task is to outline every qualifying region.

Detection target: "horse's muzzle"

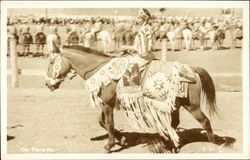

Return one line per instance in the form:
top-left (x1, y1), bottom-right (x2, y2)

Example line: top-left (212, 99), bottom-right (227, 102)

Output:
top-left (45, 81), bottom-right (56, 92)
top-left (45, 79), bottom-right (63, 92)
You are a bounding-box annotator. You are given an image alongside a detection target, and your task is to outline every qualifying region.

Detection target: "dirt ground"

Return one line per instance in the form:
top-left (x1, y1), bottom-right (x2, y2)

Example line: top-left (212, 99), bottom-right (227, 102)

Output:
top-left (7, 89), bottom-right (242, 154)
top-left (6, 48), bottom-right (243, 154)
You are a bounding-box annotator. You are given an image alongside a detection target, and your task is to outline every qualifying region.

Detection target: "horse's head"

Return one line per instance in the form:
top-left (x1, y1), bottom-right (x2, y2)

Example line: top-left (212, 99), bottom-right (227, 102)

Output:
top-left (45, 52), bottom-right (71, 91)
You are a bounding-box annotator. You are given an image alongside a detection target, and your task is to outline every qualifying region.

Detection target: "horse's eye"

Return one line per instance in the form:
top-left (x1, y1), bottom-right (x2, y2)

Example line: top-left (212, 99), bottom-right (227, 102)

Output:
top-left (50, 59), bottom-right (55, 64)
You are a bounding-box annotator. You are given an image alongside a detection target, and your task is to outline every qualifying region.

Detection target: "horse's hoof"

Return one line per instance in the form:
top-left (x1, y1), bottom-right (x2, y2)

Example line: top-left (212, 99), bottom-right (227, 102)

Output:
top-left (171, 147), bottom-right (180, 153)
top-left (104, 144), bottom-right (112, 153)
top-left (120, 136), bottom-right (127, 146)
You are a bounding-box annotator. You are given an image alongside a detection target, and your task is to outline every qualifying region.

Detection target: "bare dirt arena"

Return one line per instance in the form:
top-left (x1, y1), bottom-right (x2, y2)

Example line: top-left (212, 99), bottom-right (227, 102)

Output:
top-left (7, 47), bottom-right (243, 153)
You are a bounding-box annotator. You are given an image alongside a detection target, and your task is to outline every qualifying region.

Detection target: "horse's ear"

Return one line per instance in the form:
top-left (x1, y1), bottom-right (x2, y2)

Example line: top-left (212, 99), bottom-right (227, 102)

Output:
top-left (52, 41), bottom-right (60, 53)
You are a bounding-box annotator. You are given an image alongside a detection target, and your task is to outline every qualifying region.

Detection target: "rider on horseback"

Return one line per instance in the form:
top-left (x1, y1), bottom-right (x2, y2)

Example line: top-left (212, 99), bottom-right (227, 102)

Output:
top-left (92, 18), bottom-right (103, 40)
top-left (119, 8), bottom-right (155, 75)
top-left (47, 26), bottom-right (61, 57)
top-left (131, 8), bottom-right (155, 69)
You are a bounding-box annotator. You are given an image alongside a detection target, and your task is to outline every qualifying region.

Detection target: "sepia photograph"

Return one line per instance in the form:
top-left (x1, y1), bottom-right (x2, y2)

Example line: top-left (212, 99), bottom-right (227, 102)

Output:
top-left (1, 1), bottom-right (249, 159)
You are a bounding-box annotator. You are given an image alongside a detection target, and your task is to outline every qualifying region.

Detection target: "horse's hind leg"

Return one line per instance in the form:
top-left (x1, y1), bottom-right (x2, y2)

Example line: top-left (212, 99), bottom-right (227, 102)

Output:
top-left (185, 106), bottom-right (215, 143)
top-left (171, 98), bottom-right (183, 130)
top-left (171, 109), bottom-right (180, 130)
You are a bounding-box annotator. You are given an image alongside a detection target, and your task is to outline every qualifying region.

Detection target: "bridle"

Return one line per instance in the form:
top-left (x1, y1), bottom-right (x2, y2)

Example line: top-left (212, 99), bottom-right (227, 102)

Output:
top-left (46, 52), bottom-right (71, 86)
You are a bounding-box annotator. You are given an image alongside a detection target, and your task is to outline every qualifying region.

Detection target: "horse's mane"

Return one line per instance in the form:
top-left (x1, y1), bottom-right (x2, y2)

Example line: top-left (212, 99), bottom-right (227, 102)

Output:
top-left (61, 45), bottom-right (111, 58)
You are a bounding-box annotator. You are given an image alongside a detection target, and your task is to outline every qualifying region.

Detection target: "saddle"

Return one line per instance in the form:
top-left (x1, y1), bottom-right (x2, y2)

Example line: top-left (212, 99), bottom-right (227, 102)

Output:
top-left (120, 59), bottom-right (196, 101)
top-left (117, 60), bottom-right (196, 146)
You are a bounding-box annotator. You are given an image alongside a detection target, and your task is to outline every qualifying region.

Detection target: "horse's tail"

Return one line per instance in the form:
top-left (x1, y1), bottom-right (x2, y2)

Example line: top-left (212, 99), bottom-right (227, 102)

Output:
top-left (192, 67), bottom-right (220, 118)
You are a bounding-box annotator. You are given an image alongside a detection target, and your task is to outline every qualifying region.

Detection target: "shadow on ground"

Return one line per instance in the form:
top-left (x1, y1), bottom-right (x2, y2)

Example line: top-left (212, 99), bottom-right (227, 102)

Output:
top-left (90, 128), bottom-right (236, 153)
top-left (7, 124), bottom-right (24, 141)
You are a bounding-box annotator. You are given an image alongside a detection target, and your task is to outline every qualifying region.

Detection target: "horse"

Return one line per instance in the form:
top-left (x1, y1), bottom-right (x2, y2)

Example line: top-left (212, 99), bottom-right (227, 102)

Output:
top-left (123, 29), bottom-right (135, 46)
top-left (83, 31), bottom-right (95, 48)
top-left (215, 28), bottom-right (226, 49)
top-left (113, 28), bottom-right (125, 52)
top-left (65, 30), bottom-right (80, 46)
top-left (113, 23), bottom-right (136, 52)
top-left (45, 45), bottom-right (219, 153)
top-left (35, 32), bottom-right (46, 54)
top-left (181, 28), bottom-right (193, 51)
top-left (83, 29), bottom-right (112, 54)
top-left (166, 27), bottom-right (193, 52)
top-left (232, 27), bottom-right (243, 48)
top-left (196, 24), bottom-right (226, 51)
top-left (204, 29), bottom-right (217, 50)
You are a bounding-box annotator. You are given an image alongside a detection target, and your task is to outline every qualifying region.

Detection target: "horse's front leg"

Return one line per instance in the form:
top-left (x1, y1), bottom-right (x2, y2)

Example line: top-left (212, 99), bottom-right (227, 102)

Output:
top-left (170, 39), bottom-right (175, 52)
top-left (98, 111), bottom-right (106, 130)
top-left (101, 104), bottom-right (115, 152)
top-left (102, 39), bottom-right (109, 53)
top-left (98, 110), bottom-right (125, 146)
top-left (114, 38), bottom-right (118, 52)
top-left (99, 81), bottom-right (117, 152)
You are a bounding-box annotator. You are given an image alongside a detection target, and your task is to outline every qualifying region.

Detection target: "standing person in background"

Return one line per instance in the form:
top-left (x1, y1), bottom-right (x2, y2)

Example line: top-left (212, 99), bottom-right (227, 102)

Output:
top-left (92, 19), bottom-right (103, 41)
top-left (192, 20), bottom-right (201, 49)
top-left (198, 19), bottom-right (207, 50)
top-left (46, 26), bottom-right (61, 57)
top-left (79, 22), bottom-right (92, 46)
top-left (65, 25), bottom-right (79, 46)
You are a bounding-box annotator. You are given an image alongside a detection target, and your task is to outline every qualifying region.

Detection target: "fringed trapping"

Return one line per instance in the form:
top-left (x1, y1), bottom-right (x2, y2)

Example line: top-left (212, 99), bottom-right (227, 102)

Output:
top-left (86, 57), bottom-right (128, 108)
top-left (118, 86), bottom-right (151, 131)
top-left (119, 92), bottom-right (180, 147)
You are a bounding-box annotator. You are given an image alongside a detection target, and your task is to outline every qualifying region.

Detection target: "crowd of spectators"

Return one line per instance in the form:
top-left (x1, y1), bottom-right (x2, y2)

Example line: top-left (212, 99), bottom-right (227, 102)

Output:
top-left (7, 14), bottom-right (243, 57)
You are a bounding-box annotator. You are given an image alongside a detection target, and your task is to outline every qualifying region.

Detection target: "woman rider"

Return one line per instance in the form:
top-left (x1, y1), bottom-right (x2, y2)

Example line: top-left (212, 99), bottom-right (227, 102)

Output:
top-left (128, 8), bottom-right (155, 71)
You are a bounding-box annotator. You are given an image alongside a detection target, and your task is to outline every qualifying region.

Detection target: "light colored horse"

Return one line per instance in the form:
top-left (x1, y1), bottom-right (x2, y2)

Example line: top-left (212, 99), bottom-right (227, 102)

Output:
top-left (182, 29), bottom-right (192, 51)
top-left (205, 30), bottom-right (217, 50)
top-left (84, 32), bottom-right (95, 48)
top-left (167, 27), bottom-right (193, 52)
top-left (83, 29), bottom-right (112, 53)
top-left (166, 30), bottom-right (177, 52)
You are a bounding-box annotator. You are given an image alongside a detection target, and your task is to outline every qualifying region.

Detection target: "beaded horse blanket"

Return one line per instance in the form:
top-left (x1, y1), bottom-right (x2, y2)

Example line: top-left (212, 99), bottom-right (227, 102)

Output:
top-left (85, 57), bottom-right (195, 147)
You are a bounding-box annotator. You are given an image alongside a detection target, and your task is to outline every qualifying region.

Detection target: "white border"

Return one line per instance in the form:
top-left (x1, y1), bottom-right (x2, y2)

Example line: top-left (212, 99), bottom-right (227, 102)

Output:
top-left (1, 1), bottom-right (249, 160)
